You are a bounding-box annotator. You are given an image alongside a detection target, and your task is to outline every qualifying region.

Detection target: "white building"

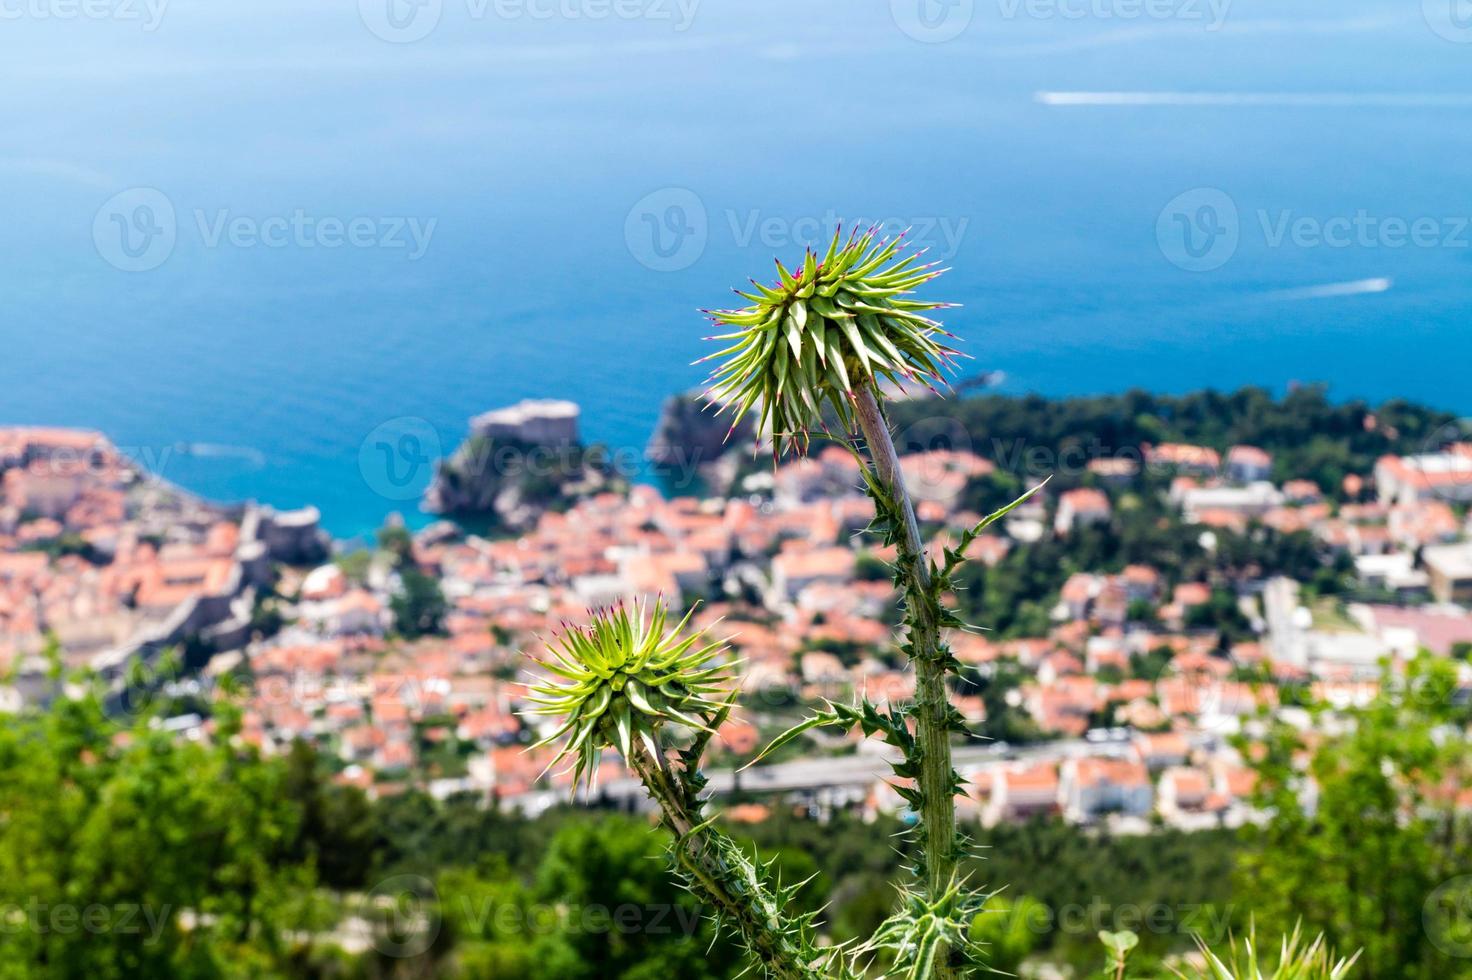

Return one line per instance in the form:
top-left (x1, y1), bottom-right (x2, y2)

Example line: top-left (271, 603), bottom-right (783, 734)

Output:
top-left (1423, 542), bottom-right (1472, 604)
top-left (1059, 757), bottom-right (1152, 822)
top-left (1179, 482), bottom-right (1282, 524)
top-left (1376, 450), bottom-right (1472, 505)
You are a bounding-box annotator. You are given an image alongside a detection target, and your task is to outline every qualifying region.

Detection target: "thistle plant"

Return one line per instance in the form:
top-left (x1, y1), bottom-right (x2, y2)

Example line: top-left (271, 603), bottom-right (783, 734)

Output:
top-left (701, 227), bottom-right (960, 460)
top-left (1168, 922), bottom-right (1361, 980)
top-left (528, 228), bottom-right (1037, 979)
top-left (858, 877), bottom-right (987, 980)
top-left (525, 227), bottom-right (1363, 980)
top-left (1099, 922), bottom-right (1360, 980)
top-left (525, 600), bottom-right (733, 793)
top-left (525, 600), bottom-right (835, 980)
top-left (706, 227), bottom-right (1039, 979)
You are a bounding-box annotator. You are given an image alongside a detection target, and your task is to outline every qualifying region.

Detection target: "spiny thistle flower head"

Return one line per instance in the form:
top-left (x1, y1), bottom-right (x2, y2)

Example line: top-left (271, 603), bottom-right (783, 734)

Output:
top-left (699, 225), bottom-right (960, 458)
top-left (524, 599), bottom-right (735, 792)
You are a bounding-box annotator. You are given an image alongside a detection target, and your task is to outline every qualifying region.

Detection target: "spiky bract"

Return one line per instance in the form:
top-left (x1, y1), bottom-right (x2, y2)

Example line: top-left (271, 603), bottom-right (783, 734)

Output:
top-left (857, 877), bottom-right (981, 980)
top-left (525, 599), bottom-right (734, 792)
top-left (1170, 921), bottom-right (1361, 980)
top-left (701, 227), bottom-right (959, 457)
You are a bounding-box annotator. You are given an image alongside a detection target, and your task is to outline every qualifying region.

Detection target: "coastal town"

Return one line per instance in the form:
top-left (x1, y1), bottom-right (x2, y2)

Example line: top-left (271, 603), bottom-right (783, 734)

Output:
top-left (4, 396), bottom-right (1472, 836)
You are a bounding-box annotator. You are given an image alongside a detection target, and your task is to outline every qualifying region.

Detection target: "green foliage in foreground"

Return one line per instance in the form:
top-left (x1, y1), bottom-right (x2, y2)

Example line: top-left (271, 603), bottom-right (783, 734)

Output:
top-left (34, 647), bottom-right (1472, 980)
top-left (0, 685), bottom-right (323, 979)
top-left (1237, 654), bottom-right (1472, 980)
top-left (0, 677), bottom-right (1418, 980)
top-left (0, 667), bottom-right (1247, 980)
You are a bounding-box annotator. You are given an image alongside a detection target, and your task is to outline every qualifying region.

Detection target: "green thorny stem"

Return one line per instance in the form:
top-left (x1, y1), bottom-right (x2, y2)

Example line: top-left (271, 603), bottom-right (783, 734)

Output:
top-left (852, 385), bottom-right (959, 980)
top-left (626, 734), bottom-right (831, 980)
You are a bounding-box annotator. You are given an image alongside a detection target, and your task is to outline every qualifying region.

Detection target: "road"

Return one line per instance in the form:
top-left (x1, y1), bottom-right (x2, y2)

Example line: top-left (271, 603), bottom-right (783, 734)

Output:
top-left (591, 736), bottom-right (1122, 806)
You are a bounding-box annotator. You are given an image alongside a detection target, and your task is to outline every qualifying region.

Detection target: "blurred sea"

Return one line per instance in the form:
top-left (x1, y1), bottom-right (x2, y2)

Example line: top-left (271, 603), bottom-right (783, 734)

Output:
top-left (1, 0), bottom-right (1469, 537)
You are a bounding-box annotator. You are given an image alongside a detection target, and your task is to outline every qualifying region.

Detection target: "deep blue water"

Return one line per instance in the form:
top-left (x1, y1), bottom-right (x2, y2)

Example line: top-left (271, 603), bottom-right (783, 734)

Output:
top-left (2, 0), bottom-right (1470, 537)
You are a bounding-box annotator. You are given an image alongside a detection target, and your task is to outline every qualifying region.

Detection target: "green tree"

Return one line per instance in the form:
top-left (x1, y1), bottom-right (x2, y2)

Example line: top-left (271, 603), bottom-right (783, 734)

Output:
top-left (391, 567), bottom-right (447, 638)
top-left (377, 524), bottom-right (414, 565)
top-left (438, 863), bottom-right (534, 977)
top-left (526, 818), bottom-right (731, 980)
top-left (1238, 654), bottom-right (1472, 979)
top-left (0, 674), bottom-right (323, 979)
top-left (967, 895), bottom-right (1043, 974)
top-left (282, 739), bottom-right (382, 890)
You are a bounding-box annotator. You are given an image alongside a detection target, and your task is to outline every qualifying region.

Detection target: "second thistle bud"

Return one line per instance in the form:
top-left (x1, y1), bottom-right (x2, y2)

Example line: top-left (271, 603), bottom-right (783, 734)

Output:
top-left (524, 599), bottom-right (736, 792)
